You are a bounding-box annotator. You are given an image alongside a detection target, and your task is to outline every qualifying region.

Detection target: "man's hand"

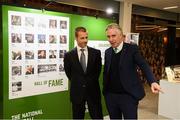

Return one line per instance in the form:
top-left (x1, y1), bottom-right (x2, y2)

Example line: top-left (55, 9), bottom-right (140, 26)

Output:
top-left (151, 82), bottom-right (163, 94)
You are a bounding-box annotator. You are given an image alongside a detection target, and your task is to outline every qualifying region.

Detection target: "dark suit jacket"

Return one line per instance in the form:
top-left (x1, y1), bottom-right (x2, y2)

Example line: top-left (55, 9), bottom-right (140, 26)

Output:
top-left (64, 46), bottom-right (102, 104)
top-left (103, 43), bottom-right (156, 100)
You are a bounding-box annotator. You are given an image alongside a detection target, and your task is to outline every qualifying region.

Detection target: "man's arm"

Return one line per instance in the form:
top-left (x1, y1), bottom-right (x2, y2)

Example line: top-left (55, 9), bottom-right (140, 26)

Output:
top-left (96, 50), bottom-right (102, 78)
top-left (132, 45), bottom-right (163, 93)
top-left (133, 44), bottom-right (156, 84)
top-left (63, 53), bottom-right (71, 80)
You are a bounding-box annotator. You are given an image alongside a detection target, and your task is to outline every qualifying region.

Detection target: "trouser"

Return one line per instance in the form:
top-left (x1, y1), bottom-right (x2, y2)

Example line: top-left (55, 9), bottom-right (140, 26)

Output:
top-left (105, 92), bottom-right (139, 120)
top-left (72, 98), bottom-right (103, 119)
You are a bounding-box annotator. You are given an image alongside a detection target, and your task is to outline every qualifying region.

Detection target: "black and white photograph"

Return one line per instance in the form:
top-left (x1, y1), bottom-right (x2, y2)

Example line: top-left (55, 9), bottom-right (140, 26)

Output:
top-left (12, 51), bottom-right (22, 60)
top-left (49, 50), bottom-right (57, 59)
top-left (12, 81), bottom-right (22, 92)
top-left (49, 19), bottom-right (57, 29)
top-left (25, 17), bottom-right (34, 27)
top-left (25, 34), bottom-right (34, 43)
top-left (38, 64), bottom-right (57, 74)
top-left (59, 50), bottom-right (66, 58)
top-left (49, 35), bottom-right (57, 44)
top-left (11, 33), bottom-right (22, 43)
top-left (60, 20), bottom-right (67, 29)
top-left (60, 35), bottom-right (67, 44)
top-left (38, 18), bottom-right (46, 29)
top-left (12, 66), bottom-right (22, 76)
top-left (59, 64), bottom-right (64, 72)
top-left (11, 15), bottom-right (21, 26)
top-left (25, 50), bottom-right (34, 59)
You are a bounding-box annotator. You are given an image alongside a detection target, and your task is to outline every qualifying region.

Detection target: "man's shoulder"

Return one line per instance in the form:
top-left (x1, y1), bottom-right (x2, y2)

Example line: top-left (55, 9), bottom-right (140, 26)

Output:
top-left (69, 48), bottom-right (77, 53)
top-left (105, 47), bottom-right (112, 53)
top-left (65, 48), bottom-right (76, 56)
top-left (124, 42), bottom-right (138, 49)
top-left (88, 46), bottom-right (100, 52)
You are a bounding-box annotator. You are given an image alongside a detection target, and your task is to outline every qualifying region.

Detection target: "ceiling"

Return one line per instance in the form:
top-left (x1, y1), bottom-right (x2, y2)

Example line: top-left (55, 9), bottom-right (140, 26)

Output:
top-left (116, 0), bottom-right (180, 13)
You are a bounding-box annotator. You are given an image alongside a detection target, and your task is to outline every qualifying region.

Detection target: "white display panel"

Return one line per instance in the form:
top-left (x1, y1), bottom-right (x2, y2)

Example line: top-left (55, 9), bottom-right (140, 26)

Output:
top-left (8, 11), bottom-right (69, 99)
top-left (125, 33), bottom-right (139, 45)
top-left (74, 40), bottom-right (110, 65)
top-left (87, 41), bottom-right (110, 65)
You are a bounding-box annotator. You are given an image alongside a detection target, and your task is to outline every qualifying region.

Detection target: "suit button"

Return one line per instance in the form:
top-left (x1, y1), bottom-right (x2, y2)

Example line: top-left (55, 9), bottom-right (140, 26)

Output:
top-left (82, 85), bottom-right (86, 88)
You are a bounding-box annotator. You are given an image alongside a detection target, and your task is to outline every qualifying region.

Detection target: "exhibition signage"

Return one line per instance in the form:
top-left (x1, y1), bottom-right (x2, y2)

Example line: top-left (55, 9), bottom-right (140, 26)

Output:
top-left (8, 11), bottom-right (69, 99)
top-left (2, 5), bottom-right (112, 119)
top-left (87, 41), bottom-right (110, 64)
top-left (125, 33), bottom-right (139, 45)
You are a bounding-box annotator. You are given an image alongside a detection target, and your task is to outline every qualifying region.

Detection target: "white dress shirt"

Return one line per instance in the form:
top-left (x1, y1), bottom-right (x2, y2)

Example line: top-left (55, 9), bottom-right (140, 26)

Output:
top-left (113, 41), bottom-right (124, 53)
top-left (77, 45), bottom-right (88, 66)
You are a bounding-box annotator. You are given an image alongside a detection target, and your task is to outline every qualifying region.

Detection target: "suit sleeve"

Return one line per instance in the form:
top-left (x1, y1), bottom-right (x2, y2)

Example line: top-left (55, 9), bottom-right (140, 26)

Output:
top-left (102, 50), bottom-right (108, 95)
top-left (95, 50), bottom-right (102, 79)
top-left (132, 45), bottom-right (157, 84)
top-left (63, 53), bottom-right (71, 81)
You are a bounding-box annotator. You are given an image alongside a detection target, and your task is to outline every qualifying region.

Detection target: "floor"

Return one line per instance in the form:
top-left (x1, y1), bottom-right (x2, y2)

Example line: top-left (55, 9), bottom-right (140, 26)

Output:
top-left (104, 84), bottom-right (169, 119)
top-left (138, 84), bottom-right (168, 119)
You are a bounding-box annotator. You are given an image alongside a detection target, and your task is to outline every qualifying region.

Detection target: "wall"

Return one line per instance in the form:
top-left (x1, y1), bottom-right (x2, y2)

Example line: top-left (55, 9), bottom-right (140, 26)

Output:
top-left (1, 5), bottom-right (112, 119)
top-left (0, 5), bottom-right (3, 119)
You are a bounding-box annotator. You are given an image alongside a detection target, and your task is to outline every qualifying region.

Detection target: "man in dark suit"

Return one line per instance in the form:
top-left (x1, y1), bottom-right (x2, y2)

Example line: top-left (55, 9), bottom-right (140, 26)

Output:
top-left (103, 23), bottom-right (162, 119)
top-left (64, 27), bottom-right (103, 119)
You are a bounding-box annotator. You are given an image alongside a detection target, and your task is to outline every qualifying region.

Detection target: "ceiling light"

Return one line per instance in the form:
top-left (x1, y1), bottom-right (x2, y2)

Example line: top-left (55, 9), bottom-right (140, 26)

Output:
top-left (106, 8), bottom-right (113, 14)
top-left (163, 6), bottom-right (178, 10)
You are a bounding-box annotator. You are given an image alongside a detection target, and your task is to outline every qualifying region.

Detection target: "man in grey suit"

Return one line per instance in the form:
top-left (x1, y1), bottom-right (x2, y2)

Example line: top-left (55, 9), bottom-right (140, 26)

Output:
top-left (64, 27), bottom-right (103, 119)
top-left (103, 23), bottom-right (162, 119)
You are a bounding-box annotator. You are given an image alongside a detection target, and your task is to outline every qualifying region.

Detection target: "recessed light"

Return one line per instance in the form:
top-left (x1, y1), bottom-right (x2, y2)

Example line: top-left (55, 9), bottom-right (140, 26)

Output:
top-left (106, 8), bottom-right (113, 14)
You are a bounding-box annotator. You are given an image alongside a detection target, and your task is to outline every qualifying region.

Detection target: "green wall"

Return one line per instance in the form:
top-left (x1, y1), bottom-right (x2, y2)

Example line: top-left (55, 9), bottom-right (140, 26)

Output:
top-left (0, 5), bottom-right (3, 119)
top-left (1, 5), bottom-right (112, 119)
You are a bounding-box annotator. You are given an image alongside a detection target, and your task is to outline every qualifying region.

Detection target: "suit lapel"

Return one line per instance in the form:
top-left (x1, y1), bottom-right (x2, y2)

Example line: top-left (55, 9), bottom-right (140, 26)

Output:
top-left (119, 43), bottom-right (128, 66)
top-left (86, 47), bottom-right (92, 74)
top-left (72, 48), bottom-right (85, 73)
top-left (107, 48), bottom-right (113, 72)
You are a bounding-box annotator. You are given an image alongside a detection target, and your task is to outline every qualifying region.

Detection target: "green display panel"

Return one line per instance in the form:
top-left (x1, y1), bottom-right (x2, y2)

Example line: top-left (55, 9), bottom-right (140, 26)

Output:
top-left (0, 5), bottom-right (3, 119)
top-left (1, 5), bottom-right (112, 119)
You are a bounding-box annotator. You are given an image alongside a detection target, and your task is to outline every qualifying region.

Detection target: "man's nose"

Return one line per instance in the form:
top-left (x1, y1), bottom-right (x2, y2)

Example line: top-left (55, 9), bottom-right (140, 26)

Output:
top-left (108, 37), bottom-right (113, 42)
top-left (84, 38), bottom-right (88, 42)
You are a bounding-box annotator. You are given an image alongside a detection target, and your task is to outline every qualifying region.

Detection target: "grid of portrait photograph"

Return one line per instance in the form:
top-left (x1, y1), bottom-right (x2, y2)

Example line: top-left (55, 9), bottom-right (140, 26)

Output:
top-left (8, 11), bottom-right (69, 99)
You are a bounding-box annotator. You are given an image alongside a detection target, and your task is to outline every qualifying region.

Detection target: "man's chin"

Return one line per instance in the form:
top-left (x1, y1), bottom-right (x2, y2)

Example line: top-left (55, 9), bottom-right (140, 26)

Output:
top-left (111, 45), bottom-right (116, 48)
top-left (83, 44), bottom-right (87, 48)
